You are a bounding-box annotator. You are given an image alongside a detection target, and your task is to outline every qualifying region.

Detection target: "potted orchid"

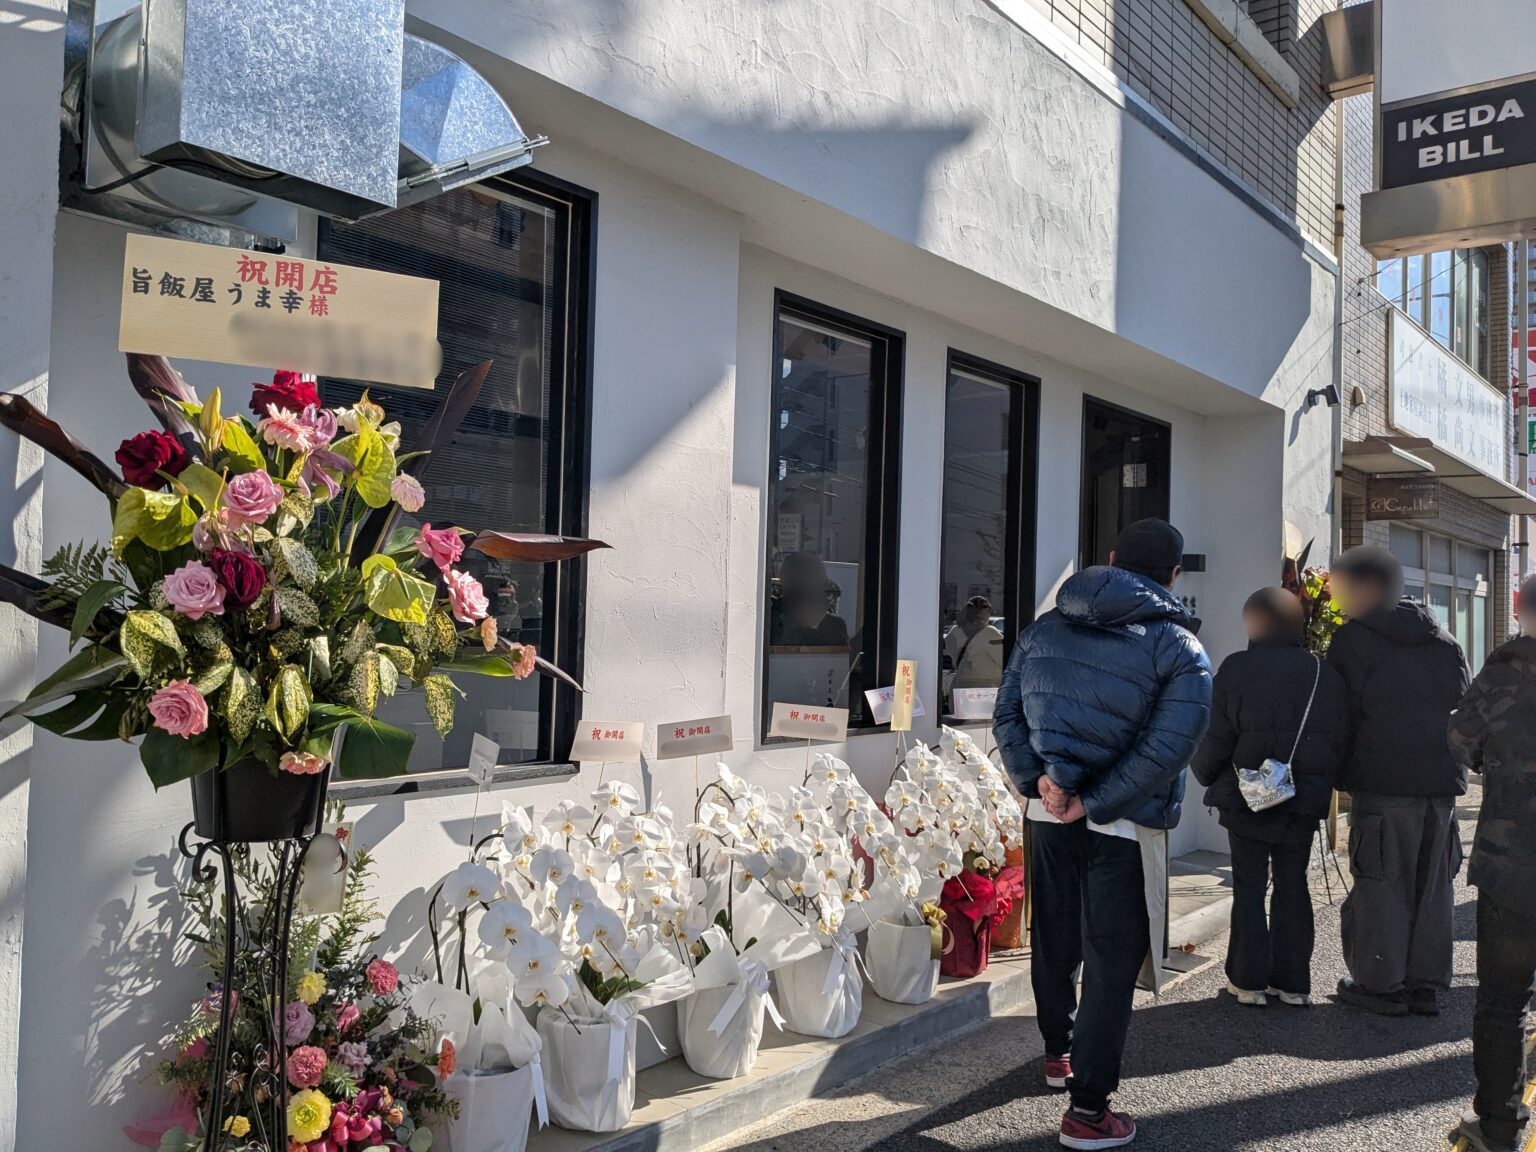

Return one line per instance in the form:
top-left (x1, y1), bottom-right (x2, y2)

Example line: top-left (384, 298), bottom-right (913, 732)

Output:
top-left (0, 357), bottom-right (603, 843)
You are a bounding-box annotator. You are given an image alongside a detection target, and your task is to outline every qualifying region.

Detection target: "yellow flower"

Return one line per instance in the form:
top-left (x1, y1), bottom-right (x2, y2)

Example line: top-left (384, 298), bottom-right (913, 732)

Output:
top-left (295, 971), bottom-right (326, 1005)
top-left (287, 1089), bottom-right (332, 1144)
top-left (223, 1115), bottom-right (251, 1138)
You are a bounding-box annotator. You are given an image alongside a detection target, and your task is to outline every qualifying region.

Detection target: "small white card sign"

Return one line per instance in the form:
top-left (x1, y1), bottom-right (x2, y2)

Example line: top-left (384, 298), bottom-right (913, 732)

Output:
top-left (656, 714), bottom-right (733, 760)
top-left (863, 686), bottom-right (928, 725)
top-left (466, 733), bottom-right (500, 784)
top-left (768, 703), bottom-right (849, 742)
top-left (570, 720), bottom-right (646, 762)
top-left (951, 686), bottom-right (999, 721)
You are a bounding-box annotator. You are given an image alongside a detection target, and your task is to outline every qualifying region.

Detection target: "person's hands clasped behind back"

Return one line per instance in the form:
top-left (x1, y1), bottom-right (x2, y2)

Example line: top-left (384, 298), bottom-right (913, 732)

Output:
top-left (1039, 776), bottom-right (1087, 824)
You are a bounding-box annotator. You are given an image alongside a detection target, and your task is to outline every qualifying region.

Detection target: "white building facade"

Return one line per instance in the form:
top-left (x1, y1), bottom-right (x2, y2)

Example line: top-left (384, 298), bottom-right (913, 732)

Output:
top-left (0, 0), bottom-right (1342, 1143)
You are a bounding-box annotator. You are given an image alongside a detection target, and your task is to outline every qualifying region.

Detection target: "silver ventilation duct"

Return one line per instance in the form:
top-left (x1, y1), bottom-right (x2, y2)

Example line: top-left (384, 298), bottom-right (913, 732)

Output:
top-left (73, 0), bottom-right (546, 234)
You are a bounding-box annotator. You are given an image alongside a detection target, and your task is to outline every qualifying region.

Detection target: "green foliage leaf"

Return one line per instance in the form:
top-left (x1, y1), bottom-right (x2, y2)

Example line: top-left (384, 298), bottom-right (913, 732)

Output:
top-left (219, 417), bottom-right (264, 474)
top-left (119, 610), bottom-right (185, 679)
top-left (361, 554), bottom-right (434, 626)
top-left (195, 661), bottom-right (233, 697)
top-left (436, 651), bottom-right (525, 678)
top-left (341, 621), bottom-right (374, 667)
top-left (375, 643), bottom-right (416, 682)
top-left (70, 580), bottom-right (127, 649)
top-left (140, 726), bottom-right (219, 789)
top-left (310, 703), bottom-right (415, 779)
top-left (348, 652), bottom-right (380, 716)
top-left (422, 674), bottom-right (456, 739)
top-left (224, 666), bottom-right (259, 745)
top-left (27, 688), bottom-right (113, 737)
top-left (18, 644), bottom-right (123, 711)
top-left (332, 419), bottom-right (397, 509)
top-left (376, 652), bottom-right (399, 698)
top-left (429, 611), bottom-right (458, 657)
top-left (267, 664), bottom-right (311, 739)
top-left (176, 461), bottom-right (225, 513)
top-left (276, 490), bottom-right (314, 535)
top-left (274, 587), bottom-right (320, 629)
top-left (111, 488), bottom-right (197, 555)
top-left (309, 635), bottom-right (332, 682)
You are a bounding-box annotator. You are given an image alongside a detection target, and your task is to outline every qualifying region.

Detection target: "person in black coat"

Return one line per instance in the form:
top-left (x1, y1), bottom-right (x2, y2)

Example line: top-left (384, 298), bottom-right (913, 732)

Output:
top-left (1192, 588), bottom-right (1346, 1007)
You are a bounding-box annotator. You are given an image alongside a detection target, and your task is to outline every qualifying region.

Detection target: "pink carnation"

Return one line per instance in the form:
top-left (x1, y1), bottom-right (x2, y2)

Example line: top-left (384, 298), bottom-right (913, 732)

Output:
top-left (444, 569), bottom-right (489, 623)
top-left (509, 643), bottom-right (537, 680)
top-left (279, 751), bottom-right (329, 776)
top-left (221, 469), bottom-right (283, 526)
top-left (163, 560), bottom-right (225, 620)
top-left (365, 958), bottom-right (398, 996)
top-left (286, 1044), bottom-right (328, 1089)
top-left (390, 473), bottom-right (425, 513)
top-left (415, 523), bottom-right (464, 570)
top-left (148, 680), bottom-right (208, 739)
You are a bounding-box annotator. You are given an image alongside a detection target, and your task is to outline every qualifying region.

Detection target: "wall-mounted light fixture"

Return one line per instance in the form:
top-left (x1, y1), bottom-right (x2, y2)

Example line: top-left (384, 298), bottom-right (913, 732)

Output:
top-left (1305, 385), bottom-right (1342, 409)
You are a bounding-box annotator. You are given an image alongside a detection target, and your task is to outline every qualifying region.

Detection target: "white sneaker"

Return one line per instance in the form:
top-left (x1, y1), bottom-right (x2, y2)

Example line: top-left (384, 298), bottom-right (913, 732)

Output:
top-left (1226, 981), bottom-right (1267, 1007)
top-left (1266, 987), bottom-right (1312, 1007)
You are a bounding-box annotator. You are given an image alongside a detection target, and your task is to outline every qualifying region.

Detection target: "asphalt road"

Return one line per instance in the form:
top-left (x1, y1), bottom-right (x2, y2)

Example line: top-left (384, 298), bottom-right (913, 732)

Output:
top-left (718, 793), bottom-right (1488, 1152)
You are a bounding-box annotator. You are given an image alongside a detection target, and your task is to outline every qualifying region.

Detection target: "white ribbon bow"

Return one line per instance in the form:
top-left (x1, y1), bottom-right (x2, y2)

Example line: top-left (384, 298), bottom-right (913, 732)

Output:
top-left (820, 934), bottom-right (864, 995)
top-left (705, 957), bottom-right (784, 1035)
top-left (530, 1057), bottom-right (548, 1128)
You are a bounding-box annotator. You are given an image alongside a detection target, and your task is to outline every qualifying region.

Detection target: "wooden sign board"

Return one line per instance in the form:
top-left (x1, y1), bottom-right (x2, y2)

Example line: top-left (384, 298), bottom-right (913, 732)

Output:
top-left (1367, 475), bottom-right (1441, 520)
top-left (570, 721), bottom-right (646, 763)
top-left (768, 703), bottom-right (849, 743)
top-left (119, 233), bottom-right (441, 389)
top-left (655, 714), bottom-right (734, 760)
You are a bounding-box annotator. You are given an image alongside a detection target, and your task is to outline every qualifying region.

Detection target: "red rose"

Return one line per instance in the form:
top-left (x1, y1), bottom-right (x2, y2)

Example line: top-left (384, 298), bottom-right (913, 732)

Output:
top-left (207, 548), bottom-right (268, 609)
top-left (249, 370), bottom-right (320, 416)
top-left (115, 431), bottom-right (190, 489)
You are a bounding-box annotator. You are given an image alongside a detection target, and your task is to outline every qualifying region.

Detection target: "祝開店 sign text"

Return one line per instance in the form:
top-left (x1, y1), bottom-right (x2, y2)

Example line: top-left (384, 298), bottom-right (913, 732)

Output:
top-left (119, 233), bottom-right (441, 389)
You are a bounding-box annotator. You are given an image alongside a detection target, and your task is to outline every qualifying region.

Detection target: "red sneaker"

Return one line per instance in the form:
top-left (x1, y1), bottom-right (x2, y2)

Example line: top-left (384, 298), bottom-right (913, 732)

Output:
top-left (1059, 1107), bottom-right (1137, 1149)
top-left (1044, 1055), bottom-right (1072, 1090)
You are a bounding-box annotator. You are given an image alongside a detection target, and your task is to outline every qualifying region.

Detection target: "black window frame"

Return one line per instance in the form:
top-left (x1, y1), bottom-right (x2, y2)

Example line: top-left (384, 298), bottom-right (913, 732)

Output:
top-left (761, 291), bottom-right (905, 743)
top-left (316, 168), bottom-right (596, 793)
top-left (937, 351), bottom-right (1041, 703)
top-left (1078, 395), bottom-right (1173, 571)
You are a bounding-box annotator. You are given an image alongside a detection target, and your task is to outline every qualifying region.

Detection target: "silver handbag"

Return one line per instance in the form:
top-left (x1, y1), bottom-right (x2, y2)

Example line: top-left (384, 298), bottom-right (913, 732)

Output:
top-left (1236, 654), bottom-right (1319, 813)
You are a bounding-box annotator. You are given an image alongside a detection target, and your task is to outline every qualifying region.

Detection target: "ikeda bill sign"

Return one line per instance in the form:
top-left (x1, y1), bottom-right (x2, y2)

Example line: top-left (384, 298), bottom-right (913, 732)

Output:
top-left (1381, 77), bottom-right (1535, 190)
top-left (119, 233), bottom-right (441, 389)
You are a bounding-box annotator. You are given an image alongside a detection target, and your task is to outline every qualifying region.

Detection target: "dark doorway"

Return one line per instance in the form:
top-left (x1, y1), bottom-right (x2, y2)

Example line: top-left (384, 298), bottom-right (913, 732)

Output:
top-left (1079, 397), bottom-right (1172, 569)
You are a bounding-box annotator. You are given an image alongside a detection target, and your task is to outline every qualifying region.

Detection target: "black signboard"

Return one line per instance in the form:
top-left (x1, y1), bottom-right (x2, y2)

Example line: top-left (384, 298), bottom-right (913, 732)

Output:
top-left (1367, 475), bottom-right (1441, 521)
top-left (1381, 77), bottom-right (1536, 190)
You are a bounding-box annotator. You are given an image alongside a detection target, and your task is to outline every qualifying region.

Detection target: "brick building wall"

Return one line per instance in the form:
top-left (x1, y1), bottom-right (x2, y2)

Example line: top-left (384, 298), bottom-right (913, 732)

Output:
top-left (1019, 0), bottom-right (1336, 245)
top-left (1336, 90), bottom-right (1517, 647)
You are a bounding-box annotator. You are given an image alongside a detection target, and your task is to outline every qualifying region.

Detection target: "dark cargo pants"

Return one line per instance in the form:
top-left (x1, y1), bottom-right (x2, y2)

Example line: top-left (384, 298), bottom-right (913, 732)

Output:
top-left (1340, 791), bottom-right (1460, 996)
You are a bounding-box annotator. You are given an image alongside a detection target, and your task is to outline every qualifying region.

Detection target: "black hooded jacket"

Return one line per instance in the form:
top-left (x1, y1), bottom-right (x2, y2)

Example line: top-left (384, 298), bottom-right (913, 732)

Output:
top-left (1328, 598), bottom-right (1471, 797)
top-left (1191, 637), bottom-right (1348, 844)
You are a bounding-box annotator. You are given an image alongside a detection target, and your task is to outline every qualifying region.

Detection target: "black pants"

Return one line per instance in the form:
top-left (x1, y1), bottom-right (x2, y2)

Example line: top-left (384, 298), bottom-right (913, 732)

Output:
top-left (1226, 831), bottom-right (1314, 995)
top-left (1474, 892), bottom-right (1536, 1147)
top-left (1029, 820), bottom-right (1150, 1113)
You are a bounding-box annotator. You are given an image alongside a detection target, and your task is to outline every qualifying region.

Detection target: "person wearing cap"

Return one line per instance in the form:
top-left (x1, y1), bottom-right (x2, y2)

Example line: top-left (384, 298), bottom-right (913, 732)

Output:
top-left (1446, 572), bottom-right (1536, 1152)
top-left (994, 518), bottom-right (1212, 1150)
top-left (1192, 588), bottom-right (1347, 1008)
top-left (1327, 545), bottom-right (1470, 1018)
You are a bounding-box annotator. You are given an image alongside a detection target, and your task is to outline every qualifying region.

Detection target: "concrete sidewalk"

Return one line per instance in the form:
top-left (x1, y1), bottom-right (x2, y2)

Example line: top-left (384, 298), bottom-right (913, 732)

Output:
top-left (526, 850), bottom-right (1237, 1152)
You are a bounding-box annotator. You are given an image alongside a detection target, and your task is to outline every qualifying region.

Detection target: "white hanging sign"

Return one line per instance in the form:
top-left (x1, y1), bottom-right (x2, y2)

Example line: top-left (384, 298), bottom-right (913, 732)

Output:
top-left (655, 714), bottom-right (734, 760)
top-left (768, 703), bottom-right (848, 743)
top-left (951, 686), bottom-right (1000, 721)
top-left (570, 721), bottom-right (646, 763)
top-left (863, 686), bottom-right (928, 725)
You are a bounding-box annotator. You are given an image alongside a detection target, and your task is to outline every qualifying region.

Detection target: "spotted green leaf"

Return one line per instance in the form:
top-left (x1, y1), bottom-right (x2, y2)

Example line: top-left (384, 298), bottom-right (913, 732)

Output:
top-left (423, 674), bottom-right (456, 739)
top-left (119, 610), bottom-right (185, 679)
top-left (224, 667), bottom-right (259, 745)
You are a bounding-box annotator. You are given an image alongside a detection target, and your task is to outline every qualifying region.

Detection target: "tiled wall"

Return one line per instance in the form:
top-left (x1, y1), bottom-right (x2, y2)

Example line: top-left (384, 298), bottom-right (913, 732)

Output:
top-left (1020, 0), bottom-right (1336, 246)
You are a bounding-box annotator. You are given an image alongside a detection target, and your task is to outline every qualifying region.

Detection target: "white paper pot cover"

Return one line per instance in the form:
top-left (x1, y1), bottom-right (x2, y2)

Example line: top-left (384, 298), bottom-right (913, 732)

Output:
top-left (536, 1009), bottom-right (637, 1133)
top-left (864, 917), bottom-right (940, 1005)
top-left (439, 1065), bottom-right (535, 1152)
top-left (774, 944), bottom-right (862, 1039)
top-left (677, 982), bottom-right (767, 1080)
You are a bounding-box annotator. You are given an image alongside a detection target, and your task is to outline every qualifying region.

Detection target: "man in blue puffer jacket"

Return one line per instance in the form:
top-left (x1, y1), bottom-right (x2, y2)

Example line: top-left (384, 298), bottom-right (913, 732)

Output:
top-left (994, 519), bottom-right (1212, 1150)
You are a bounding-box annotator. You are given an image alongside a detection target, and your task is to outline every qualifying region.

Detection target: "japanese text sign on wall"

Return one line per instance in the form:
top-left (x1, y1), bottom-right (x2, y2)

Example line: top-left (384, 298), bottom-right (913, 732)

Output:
top-left (951, 686), bottom-right (999, 721)
top-left (768, 703), bottom-right (849, 743)
top-left (889, 660), bottom-right (918, 732)
top-left (1388, 311), bottom-right (1509, 481)
top-left (119, 233), bottom-right (442, 390)
top-left (655, 714), bottom-right (734, 760)
top-left (569, 721), bottom-right (646, 763)
top-left (864, 685), bottom-right (928, 726)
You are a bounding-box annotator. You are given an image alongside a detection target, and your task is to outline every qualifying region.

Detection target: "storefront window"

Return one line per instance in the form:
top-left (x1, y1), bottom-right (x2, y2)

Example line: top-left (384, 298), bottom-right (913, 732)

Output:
top-left (1385, 525), bottom-right (1491, 670)
top-left (763, 298), bottom-right (903, 737)
top-left (938, 355), bottom-right (1038, 715)
top-left (1080, 399), bottom-right (1172, 569)
top-left (317, 175), bottom-right (592, 775)
top-left (1376, 246), bottom-right (1491, 375)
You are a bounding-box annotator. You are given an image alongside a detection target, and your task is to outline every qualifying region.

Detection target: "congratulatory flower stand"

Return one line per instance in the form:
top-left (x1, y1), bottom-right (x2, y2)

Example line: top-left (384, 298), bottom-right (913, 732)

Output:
top-left (0, 355), bottom-right (602, 1150)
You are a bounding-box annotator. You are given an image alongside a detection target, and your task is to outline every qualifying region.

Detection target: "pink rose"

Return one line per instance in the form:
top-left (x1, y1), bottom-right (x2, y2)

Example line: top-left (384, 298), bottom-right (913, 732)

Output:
top-left (284, 1001), bottom-right (315, 1046)
top-left (163, 561), bottom-right (225, 620)
top-left (148, 680), bottom-right (208, 739)
top-left (414, 523), bottom-right (464, 570)
top-left (365, 958), bottom-right (398, 996)
top-left (279, 751), bottom-right (329, 776)
top-left (390, 473), bottom-right (425, 513)
top-left (443, 569), bottom-right (489, 624)
top-left (221, 469), bottom-right (283, 526)
top-left (286, 1044), bottom-right (328, 1089)
top-left (335, 1001), bottom-right (361, 1035)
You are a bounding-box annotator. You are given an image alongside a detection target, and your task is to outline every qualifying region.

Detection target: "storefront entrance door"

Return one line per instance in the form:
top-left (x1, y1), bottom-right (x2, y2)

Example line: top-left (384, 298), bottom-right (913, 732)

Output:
top-left (1079, 398), bottom-right (1172, 568)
